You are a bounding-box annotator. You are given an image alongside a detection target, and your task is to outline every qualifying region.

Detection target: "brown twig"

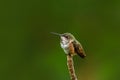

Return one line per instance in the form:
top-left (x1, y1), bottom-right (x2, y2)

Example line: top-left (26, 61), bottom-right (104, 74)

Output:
top-left (67, 54), bottom-right (78, 80)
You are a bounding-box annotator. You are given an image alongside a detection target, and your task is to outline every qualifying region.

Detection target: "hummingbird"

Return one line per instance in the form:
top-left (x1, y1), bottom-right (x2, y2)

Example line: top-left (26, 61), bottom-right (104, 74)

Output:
top-left (51, 32), bottom-right (86, 58)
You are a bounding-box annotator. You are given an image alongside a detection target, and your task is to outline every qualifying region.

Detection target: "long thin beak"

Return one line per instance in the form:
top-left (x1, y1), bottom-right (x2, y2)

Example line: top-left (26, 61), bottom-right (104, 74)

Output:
top-left (51, 32), bottom-right (61, 36)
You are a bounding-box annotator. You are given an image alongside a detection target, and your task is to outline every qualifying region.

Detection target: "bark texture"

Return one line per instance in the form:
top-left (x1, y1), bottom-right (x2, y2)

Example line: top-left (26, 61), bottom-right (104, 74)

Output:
top-left (67, 55), bottom-right (77, 80)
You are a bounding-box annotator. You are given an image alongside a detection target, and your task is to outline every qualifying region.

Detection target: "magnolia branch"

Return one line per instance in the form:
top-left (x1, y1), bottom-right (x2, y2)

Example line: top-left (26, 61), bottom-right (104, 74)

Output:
top-left (67, 54), bottom-right (78, 80)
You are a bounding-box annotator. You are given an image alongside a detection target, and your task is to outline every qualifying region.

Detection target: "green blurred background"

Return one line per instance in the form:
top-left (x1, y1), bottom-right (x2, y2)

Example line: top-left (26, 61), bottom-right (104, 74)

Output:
top-left (0, 0), bottom-right (120, 80)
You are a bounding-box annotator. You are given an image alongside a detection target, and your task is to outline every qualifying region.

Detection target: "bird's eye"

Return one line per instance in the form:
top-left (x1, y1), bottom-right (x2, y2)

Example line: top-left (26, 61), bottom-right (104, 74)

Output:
top-left (65, 35), bottom-right (69, 39)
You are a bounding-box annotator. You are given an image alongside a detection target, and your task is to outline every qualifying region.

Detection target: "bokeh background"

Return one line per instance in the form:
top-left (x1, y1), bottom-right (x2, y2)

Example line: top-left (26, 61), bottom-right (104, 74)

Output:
top-left (0, 0), bottom-right (120, 80)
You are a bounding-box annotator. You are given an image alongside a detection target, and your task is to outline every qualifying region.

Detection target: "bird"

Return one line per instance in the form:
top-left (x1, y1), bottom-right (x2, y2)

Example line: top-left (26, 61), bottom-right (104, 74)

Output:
top-left (51, 32), bottom-right (86, 58)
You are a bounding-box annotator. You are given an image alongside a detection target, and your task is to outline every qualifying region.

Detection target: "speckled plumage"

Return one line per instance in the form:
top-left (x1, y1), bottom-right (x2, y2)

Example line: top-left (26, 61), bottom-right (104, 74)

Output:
top-left (60, 33), bottom-right (86, 58)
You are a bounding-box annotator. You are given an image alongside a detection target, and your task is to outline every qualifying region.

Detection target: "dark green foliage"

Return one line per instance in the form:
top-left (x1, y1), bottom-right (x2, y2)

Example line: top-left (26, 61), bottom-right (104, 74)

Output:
top-left (0, 0), bottom-right (120, 80)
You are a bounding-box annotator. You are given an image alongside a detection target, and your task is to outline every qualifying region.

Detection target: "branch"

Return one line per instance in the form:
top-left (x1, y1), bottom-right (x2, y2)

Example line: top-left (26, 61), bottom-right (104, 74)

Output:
top-left (67, 54), bottom-right (78, 80)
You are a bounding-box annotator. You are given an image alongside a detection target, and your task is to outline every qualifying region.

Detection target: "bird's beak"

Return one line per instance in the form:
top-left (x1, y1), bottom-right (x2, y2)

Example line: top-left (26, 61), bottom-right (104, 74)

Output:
top-left (51, 32), bottom-right (61, 36)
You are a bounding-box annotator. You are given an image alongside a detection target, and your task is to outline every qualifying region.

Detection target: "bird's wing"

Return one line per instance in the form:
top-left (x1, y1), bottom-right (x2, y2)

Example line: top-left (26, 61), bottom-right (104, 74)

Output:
top-left (72, 41), bottom-right (86, 58)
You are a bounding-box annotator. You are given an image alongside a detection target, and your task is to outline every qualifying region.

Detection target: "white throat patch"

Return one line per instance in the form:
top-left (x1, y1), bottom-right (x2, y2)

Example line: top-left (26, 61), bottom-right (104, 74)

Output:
top-left (60, 37), bottom-right (73, 54)
top-left (61, 37), bottom-right (68, 45)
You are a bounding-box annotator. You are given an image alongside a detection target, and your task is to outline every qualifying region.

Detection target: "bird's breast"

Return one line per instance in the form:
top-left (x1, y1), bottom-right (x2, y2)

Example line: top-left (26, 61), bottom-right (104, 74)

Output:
top-left (60, 42), bottom-right (70, 54)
